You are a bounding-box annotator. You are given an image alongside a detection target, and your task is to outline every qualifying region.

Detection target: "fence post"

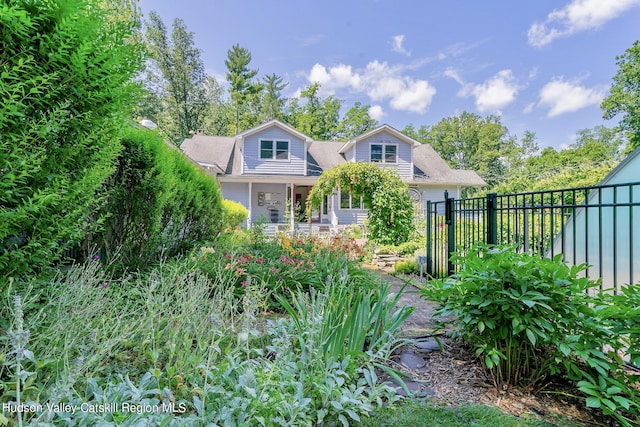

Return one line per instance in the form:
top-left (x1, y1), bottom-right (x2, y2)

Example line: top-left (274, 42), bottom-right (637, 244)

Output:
top-left (446, 196), bottom-right (455, 275)
top-left (486, 193), bottom-right (498, 245)
top-left (425, 200), bottom-right (433, 276)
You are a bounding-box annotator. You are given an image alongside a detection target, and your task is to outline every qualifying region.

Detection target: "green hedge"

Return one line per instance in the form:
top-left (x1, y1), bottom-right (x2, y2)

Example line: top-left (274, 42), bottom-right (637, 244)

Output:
top-left (0, 0), bottom-right (142, 280)
top-left (98, 128), bottom-right (223, 270)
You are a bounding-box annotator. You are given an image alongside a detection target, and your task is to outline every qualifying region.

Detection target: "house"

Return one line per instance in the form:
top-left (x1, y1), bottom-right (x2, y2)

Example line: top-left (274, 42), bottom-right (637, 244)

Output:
top-left (180, 120), bottom-right (485, 230)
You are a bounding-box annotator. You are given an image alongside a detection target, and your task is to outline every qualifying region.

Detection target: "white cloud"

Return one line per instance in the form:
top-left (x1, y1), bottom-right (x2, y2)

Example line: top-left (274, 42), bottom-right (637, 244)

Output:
top-left (443, 67), bottom-right (464, 85)
top-left (391, 34), bottom-right (411, 56)
top-left (458, 70), bottom-right (521, 114)
top-left (528, 0), bottom-right (640, 47)
top-left (523, 102), bottom-right (535, 114)
top-left (308, 63), bottom-right (362, 94)
top-left (305, 60), bottom-right (436, 114)
top-left (537, 77), bottom-right (606, 117)
top-left (368, 105), bottom-right (385, 121)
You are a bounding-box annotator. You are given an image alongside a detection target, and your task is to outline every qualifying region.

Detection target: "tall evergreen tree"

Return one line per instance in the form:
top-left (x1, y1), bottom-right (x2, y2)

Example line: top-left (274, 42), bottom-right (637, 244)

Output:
top-left (260, 73), bottom-right (288, 122)
top-left (225, 44), bottom-right (262, 134)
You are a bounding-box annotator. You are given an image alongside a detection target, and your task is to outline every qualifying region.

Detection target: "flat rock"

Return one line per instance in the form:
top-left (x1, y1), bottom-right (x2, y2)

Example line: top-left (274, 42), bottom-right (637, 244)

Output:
top-left (399, 350), bottom-right (426, 369)
top-left (385, 379), bottom-right (436, 398)
top-left (413, 337), bottom-right (441, 353)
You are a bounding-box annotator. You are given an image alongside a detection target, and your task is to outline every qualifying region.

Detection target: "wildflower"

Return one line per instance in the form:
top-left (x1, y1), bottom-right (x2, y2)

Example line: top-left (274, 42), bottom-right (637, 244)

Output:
top-left (241, 281), bottom-right (247, 287)
top-left (271, 268), bottom-right (280, 274)
top-left (102, 282), bottom-right (108, 289)
top-left (224, 263), bottom-right (232, 270)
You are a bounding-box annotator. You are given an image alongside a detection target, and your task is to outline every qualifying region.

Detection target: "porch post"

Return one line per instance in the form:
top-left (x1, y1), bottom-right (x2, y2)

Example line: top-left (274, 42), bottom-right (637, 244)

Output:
top-left (290, 183), bottom-right (295, 231)
top-left (247, 181), bottom-right (253, 228)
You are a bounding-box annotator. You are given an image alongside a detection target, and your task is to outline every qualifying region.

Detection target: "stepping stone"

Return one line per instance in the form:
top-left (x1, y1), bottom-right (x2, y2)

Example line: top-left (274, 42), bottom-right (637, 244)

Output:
top-left (385, 379), bottom-right (436, 398)
top-left (399, 350), bottom-right (426, 369)
top-left (413, 337), bottom-right (441, 353)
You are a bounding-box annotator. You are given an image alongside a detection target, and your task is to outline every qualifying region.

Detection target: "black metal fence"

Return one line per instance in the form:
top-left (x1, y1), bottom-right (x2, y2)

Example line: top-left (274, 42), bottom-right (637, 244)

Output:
top-left (425, 182), bottom-right (640, 294)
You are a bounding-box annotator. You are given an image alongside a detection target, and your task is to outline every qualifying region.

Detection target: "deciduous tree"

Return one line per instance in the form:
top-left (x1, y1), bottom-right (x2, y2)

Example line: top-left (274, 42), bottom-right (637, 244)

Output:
top-left (602, 40), bottom-right (640, 150)
top-left (144, 11), bottom-right (212, 143)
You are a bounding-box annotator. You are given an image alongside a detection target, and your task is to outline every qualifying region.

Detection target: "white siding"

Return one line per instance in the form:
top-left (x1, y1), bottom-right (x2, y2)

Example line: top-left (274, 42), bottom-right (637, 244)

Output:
top-left (243, 127), bottom-right (306, 175)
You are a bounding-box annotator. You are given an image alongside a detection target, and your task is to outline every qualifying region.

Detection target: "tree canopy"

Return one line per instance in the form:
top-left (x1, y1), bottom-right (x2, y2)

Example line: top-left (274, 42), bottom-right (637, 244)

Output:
top-left (602, 40), bottom-right (640, 151)
top-left (143, 11), bottom-right (215, 144)
top-left (307, 163), bottom-right (414, 245)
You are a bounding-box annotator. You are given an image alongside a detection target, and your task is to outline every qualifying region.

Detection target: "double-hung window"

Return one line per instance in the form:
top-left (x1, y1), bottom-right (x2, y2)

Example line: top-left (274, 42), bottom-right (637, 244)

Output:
top-left (260, 139), bottom-right (289, 160)
top-left (339, 189), bottom-right (364, 209)
top-left (370, 144), bottom-right (397, 163)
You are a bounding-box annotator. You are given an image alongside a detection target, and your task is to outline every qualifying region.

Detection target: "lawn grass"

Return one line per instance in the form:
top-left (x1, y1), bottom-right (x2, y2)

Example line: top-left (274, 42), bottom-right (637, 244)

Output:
top-left (361, 398), bottom-right (579, 427)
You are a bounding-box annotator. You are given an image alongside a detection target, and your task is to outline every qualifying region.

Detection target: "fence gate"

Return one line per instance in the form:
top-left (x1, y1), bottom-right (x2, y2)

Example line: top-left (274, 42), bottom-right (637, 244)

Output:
top-left (425, 182), bottom-right (640, 294)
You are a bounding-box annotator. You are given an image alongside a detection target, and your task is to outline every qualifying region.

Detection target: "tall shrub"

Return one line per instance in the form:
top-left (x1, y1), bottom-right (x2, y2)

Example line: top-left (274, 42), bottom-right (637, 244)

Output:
top-left (99, 127), bottom-right (223, 270)
top-left (0, 0), bottom-right (143, 279)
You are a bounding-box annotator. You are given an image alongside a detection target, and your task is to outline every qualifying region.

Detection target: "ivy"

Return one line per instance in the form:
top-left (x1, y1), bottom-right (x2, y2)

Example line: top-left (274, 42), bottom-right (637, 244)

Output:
top-left (306, 163), bottom-right (414, 245)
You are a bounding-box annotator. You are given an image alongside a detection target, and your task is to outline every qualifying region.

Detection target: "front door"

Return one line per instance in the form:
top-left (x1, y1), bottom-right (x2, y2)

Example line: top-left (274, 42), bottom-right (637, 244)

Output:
top-left (293, 186), bottom-right (321, 223)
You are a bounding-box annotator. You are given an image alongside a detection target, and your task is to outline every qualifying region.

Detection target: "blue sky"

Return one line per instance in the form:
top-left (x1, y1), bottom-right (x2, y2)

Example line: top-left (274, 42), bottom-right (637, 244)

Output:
top-left (138, 0), bottom-right (640, 149)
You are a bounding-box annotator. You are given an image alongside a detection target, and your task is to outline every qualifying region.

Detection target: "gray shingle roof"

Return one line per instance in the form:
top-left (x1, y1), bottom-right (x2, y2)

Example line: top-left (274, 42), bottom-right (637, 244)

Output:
top-left (179, 135), bottom-right (235, 175)
top-left (179, 122), bottom-right (486, 187)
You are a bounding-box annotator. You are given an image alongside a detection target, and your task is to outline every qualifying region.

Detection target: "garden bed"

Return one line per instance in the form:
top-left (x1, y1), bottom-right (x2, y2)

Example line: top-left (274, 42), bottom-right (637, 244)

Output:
top-left (379, 271), bottom-right (620, 426)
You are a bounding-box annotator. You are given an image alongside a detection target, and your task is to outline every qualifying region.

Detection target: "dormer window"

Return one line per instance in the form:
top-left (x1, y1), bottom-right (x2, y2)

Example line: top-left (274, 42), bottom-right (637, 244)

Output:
top-left (370, 143), bottom-right (397, 163)
top-left (260, 139), bottom-right (289, 160)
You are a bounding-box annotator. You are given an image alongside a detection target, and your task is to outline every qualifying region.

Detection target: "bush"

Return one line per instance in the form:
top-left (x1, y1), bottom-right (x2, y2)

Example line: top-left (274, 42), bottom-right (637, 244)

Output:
top-left (382, 241), bottom-right (422, 257)
top-left (394, 259), bottom-right (419, 275)
top-left (222, 199), bottom-right (248, 229)
top-left (97, 127), bottom-right (223, 270)
top-left (0, 0), bottom-right (143, 280)
top-left (423, 244), bottom-right (639, 425)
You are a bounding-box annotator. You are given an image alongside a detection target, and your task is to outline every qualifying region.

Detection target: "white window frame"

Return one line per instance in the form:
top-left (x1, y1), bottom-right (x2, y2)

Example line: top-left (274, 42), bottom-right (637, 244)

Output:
top-left (339, 189), bottom-right (364, 210)
top-left (259, 139), bottom-right (290, 161)
top-left (370, 143), bottom-right (398, 164)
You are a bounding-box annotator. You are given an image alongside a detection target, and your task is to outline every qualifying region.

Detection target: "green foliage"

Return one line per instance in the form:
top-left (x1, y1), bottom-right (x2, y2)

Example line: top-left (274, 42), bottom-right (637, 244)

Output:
top-left (334, 102), bottom-right (379, 141)
top-left (492, 126), bottom-right (625, 194)
top-left (602, 40), bottom-right (640, 150)
top-left (1, 237), bottom-right (408, 425)
top-left (276, 274), bottom-right (413, 364)
top-left (307, 162), bottom-right (414, 245)
top-left (222, 199), bottom-right (248, 229)
top-left (0, 0), bottom-right (143, 280)
top-left (363, 399), bottom-right (564, 427)
top-left (98, 127), bottom-right (223, 270)
top-left (287, 82), bottom-right (341, 140)
top-left (394, 259), bottom-right (419, 275)
top-left (143, 11), bottom-right (214, 144)
top-left (404, 112), bottom-right (535, 189)
top-left (195, 234), bottom-right (367, 311)
top-left (225, 44), bottom-right (263, 135)
top-left (423, 244), bottom-right (640, 426)
top-left (382, 241), bottom-right (423, 257)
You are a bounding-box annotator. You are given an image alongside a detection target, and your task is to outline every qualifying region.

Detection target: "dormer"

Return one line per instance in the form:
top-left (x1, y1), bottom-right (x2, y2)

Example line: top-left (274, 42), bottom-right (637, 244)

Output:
top-left (237, 120), bottom-right (313, 176)
top-left (338, 124), bottom-right (419, 179)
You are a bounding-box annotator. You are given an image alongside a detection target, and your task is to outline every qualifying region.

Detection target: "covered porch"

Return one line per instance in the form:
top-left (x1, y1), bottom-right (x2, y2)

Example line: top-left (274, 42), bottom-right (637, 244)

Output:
top-left (218, 176), bottom-right (336, 230)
